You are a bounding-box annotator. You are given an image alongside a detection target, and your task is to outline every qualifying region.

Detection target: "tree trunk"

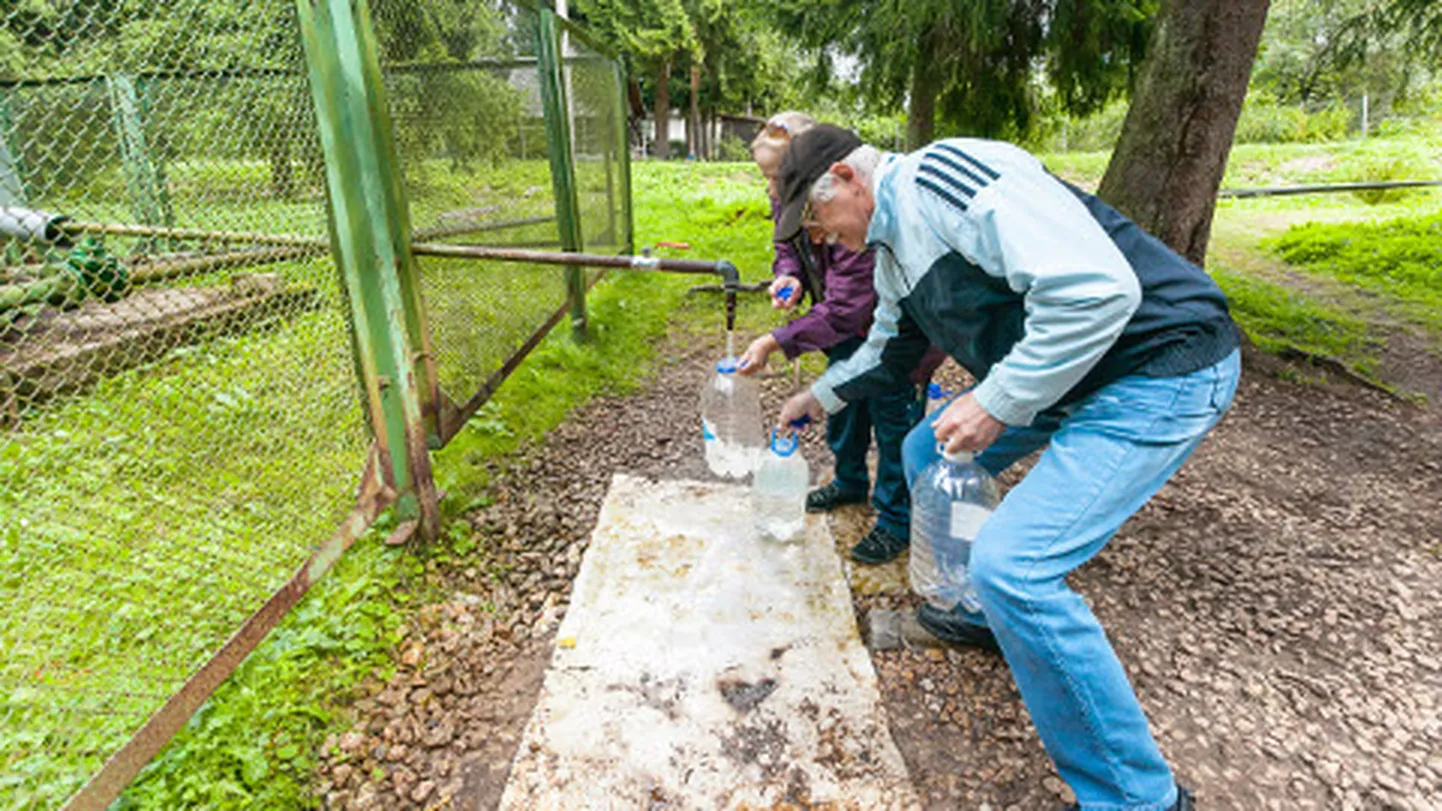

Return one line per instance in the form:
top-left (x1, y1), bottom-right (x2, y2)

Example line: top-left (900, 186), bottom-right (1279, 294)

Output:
top-left (1097, 0), bottom-right (1271, 265)
top-left (905, 31), bottom-right (941, 150)
top-left (654, 58), bottom-right (672, 160)
top-left (688, 62), bottom-right (701, 159)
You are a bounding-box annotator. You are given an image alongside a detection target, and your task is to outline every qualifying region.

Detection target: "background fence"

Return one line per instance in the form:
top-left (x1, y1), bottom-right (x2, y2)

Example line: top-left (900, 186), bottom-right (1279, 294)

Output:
top-left (0, 1), bottom-right (629, 807)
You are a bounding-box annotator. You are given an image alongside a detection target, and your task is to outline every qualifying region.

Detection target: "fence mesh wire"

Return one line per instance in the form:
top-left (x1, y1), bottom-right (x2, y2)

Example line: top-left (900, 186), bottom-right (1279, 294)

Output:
top-left (372, 1), bottom-right (627, 399)
top-left (0, 2), bottom-right (369, 806)
top-left (1, 1), bottom-right (629, 806)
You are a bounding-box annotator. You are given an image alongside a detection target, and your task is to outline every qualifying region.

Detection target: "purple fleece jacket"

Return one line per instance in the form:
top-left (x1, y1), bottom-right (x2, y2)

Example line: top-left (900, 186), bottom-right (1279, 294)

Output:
top-left (769, 201), bottom-right (877, 359)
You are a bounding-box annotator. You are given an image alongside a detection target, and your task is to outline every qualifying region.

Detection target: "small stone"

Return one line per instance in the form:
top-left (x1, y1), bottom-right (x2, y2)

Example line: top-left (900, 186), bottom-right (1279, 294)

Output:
top-left (339, 732), bottom-right (367, 754)
top-left (411, 780), bottom-right (436, 804)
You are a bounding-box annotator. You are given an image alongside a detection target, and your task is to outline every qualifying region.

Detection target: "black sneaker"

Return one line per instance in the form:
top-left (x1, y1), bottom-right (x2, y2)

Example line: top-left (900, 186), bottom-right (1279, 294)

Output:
top-left (915, 602), bottom-right (1001, 653)
top-left (806, 482), bottom-right (868, 513)
top-left (1060, 784), bottom-right (1194, 811)
top-left (849, 525), bottom-right (908, 564)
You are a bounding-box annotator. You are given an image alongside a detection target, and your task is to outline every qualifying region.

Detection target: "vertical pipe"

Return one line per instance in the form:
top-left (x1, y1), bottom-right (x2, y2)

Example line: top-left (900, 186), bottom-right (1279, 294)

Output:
top-left (296, 0), bottom-right (441, 540)
top-left (105, 75), bottom-right (170, 234)
top-left (135, 76), bottom-right (177, 233)
top-left (0, 89), bottom-right (27, 207)
top-left (535, 8), bottom-right (587, 339)
top-left (613, 61), bottom-right (634, 255)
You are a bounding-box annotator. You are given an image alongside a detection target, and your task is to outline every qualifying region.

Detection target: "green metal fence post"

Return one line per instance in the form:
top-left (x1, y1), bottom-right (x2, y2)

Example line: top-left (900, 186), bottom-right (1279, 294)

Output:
top-left (105, 74), bottom-right (172, 235)
top-left (295, 0), bottom-right (441, 541)
top-left (135, 77), bottom-right (177, 234)
top-left (534, 8), bottom-right (588, 340)
top-left (0, 90), bottom-right (26, 207)
top-left (613, 62), bottom-right (634, 255)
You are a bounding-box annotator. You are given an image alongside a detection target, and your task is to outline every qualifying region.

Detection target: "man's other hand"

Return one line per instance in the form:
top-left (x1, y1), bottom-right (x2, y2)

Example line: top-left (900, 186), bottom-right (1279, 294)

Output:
top-left (779, 389), bottom-right (824, 428)
top-left (933, 392), bottom-right (1006, 454)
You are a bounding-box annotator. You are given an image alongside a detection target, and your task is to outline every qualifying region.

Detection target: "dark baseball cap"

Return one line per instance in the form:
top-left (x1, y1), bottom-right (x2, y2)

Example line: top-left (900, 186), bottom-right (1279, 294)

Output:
top-left (773, 124), bottom-right (862, 243)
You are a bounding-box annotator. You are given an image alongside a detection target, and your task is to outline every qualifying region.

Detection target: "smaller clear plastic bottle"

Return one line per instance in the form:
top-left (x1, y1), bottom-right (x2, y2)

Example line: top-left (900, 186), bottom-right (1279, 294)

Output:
top-left (752, 429), bottom-right (809, 543)
top-left (698, 356), bottom-right (764, 478)
top-left (909, 444), bottom-right (1000, 612)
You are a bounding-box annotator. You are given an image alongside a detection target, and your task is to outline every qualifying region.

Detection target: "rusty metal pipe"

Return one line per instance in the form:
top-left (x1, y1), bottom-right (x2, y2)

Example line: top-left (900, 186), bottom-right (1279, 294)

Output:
top-left (31, 217), bottom-right (745, 326)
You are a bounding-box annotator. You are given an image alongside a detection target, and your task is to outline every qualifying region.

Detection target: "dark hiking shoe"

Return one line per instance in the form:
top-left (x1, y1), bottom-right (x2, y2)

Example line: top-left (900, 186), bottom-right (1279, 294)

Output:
top-left (915, 602), bottom-right (1002, 653)
top-left (806, 482), bottom-right (868, 513)
top-left (1060, 784), bottom-right (1194, 811)
top-left (849, 524), bottom-right (908, 564)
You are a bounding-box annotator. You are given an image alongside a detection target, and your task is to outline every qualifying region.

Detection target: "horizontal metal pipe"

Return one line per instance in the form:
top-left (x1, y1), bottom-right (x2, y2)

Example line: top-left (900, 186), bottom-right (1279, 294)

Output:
top-left (413, 214), bottom-right (556, 242)
top-left (128, 245), bottom-right (323, 284)
top-left (1219, 179), bottom-right (1442, 199)
top-left (61, 220), bottom-right (327, 248)
top-left (44, 219), bottom-right (741, 290)
top-left (408, 241), bottom-right (722, 275)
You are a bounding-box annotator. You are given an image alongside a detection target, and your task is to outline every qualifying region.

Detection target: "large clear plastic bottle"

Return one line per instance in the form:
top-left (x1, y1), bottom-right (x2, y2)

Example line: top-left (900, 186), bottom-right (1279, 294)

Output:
top-left (752, 429), bottom-right (809, 542)
top-left (698, 356), bottom-right (764, 478)
top-left (909, 444), bottom-right (1001, 612)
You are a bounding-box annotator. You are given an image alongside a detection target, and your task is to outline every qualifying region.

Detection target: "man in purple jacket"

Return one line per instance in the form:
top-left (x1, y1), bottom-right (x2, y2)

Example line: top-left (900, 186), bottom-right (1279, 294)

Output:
top-left (738, 113), bottom-right (926, 563)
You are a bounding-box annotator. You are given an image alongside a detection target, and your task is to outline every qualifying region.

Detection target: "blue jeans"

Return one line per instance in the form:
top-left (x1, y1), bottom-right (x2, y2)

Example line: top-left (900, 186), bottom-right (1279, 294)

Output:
top-left (902, 350), bottom-right (1241, 810)
top-left (826, 337), bottom-right (922, 538)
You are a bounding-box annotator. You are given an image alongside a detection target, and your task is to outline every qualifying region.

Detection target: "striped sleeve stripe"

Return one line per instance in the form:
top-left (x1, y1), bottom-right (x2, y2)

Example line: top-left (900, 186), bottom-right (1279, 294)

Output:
top-left (933, 142), bottom-right (1001, 181)
top-left (916, 176), bottom-right (969, 212)
top-left (922, 149), bottom-right (990, 190)
top-left (918, 163), bottom-right (978, 199)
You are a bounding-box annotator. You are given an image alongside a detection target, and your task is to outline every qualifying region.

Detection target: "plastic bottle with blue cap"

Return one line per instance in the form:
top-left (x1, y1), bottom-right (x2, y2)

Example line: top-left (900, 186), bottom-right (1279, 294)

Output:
top-left (698, 356), bottom-right (764, 478)
top-left (909, 443), bottom-right (1001, 612)
top-left (752, 426), bottom-right (810, 543)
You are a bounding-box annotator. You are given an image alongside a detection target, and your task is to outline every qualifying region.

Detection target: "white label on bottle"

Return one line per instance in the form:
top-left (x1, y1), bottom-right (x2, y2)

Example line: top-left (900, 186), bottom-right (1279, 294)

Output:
top-left (950, 503), bottom-right (991, 540)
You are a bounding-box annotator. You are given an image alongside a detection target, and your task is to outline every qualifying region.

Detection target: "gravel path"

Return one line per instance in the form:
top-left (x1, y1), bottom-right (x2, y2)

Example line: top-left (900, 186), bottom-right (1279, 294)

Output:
top-left (314, 322), bottom-right (1442, 810)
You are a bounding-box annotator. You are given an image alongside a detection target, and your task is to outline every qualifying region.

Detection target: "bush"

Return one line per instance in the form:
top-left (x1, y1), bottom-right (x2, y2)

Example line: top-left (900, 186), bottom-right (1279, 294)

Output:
top-left (1272, 213), bottom-right (1442, 292)
top-left (1233, 92), bottom-right (1350, 144)
top-left (714, 133), bottom-right (752, 163)
top-left (1025, 101), bottom-right (1128, 154)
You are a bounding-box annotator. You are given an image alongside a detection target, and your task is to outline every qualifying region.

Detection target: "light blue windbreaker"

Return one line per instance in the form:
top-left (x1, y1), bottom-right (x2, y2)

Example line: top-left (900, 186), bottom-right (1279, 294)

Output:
top-left (811, 138), bottom-right (1236, 427)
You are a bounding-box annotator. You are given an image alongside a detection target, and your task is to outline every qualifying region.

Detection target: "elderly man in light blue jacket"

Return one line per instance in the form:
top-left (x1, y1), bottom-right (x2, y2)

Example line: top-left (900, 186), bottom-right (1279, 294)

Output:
top-left (776, 125), bottom-right (1240, 811)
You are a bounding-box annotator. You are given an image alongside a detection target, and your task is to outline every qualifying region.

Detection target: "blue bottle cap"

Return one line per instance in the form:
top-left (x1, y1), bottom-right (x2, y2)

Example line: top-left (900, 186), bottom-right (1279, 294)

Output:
top-left (716, 357), bottom-right (739, 374)
top-left (770, 429), bottom-right (799, 456)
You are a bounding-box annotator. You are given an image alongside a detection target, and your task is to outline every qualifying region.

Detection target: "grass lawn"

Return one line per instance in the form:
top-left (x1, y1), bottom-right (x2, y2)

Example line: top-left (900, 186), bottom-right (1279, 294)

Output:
top-left (1044, 133), bottom-right (1442, 378)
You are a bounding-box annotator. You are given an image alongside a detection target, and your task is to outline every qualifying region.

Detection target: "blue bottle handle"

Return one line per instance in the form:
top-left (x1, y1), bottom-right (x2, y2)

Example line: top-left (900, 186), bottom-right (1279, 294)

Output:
top-left (778, 284), bottom-right (797, 303)
top-left (770, 428), bottom-right (800, 456)
top-left (788, 415), bottom-right (812, 430)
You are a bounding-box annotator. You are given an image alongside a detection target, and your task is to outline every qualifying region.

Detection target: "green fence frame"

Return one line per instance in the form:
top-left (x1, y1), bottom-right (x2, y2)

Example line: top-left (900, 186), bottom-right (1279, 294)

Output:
top-left (47, 1), bottom-right (654, 807)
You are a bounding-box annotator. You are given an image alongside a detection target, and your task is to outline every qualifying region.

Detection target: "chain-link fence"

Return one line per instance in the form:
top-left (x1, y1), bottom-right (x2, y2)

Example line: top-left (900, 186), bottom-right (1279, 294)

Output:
top-left (0, 1), bottom-right (629, 807)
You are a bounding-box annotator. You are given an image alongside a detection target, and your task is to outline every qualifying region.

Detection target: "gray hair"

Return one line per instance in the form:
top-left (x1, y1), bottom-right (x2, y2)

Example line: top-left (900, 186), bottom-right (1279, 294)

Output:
top-left (810, 145), bottom-right (882, 204)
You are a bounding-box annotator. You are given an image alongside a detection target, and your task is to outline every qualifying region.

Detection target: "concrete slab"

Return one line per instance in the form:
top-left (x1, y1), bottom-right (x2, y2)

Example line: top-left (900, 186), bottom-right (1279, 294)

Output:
top-left (499, 474), bottom-right (920, 811)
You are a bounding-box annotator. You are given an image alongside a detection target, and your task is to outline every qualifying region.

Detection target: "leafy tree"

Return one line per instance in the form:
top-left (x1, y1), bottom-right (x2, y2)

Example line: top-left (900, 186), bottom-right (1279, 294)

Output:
top-left (765, 0), bottom-right (1156, 148)
top-left (571, 0), bottom-right (695, 158)
top-left (1251, 0), bottom-right (1425, 118)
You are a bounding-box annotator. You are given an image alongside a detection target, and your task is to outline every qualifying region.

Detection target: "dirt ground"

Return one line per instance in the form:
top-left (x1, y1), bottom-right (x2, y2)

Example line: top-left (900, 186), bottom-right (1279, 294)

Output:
top-left (314, 323), bottom-right (1442, 810)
